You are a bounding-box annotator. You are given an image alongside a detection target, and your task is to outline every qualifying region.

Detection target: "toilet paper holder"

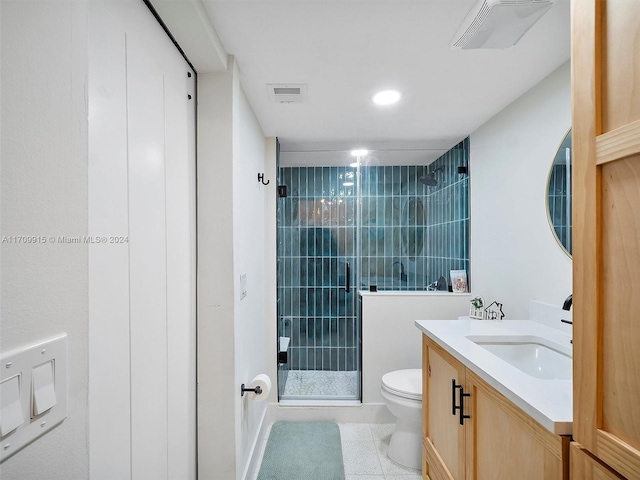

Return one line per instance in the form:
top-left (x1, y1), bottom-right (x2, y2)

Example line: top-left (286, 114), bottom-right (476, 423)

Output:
top-left (240, 383), bottom-right (263, 397)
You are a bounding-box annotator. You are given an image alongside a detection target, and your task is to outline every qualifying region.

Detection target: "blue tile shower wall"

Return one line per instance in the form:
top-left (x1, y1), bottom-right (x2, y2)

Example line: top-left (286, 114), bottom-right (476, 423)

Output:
top-left (277, 139), bottom-right (470, 371)
top-left (360, 140), bottom-right (469, 291)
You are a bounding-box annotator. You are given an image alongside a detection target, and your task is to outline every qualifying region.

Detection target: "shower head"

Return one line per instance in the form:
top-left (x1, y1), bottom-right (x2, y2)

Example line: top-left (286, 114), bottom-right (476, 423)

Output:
top-left (419, 167), bottom-right (443, 187)
top-left (419, 172), bottom-right (438, 186)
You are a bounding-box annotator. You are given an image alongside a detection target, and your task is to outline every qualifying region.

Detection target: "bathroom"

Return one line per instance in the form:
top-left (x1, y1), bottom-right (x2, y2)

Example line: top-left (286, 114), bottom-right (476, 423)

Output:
top-left (1, 1), bottom-right (574, 480)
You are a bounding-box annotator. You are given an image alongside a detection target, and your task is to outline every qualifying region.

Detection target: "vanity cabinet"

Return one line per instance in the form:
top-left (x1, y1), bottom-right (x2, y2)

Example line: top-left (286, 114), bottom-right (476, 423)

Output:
top-left (422, 335), bottom-right (570, 480)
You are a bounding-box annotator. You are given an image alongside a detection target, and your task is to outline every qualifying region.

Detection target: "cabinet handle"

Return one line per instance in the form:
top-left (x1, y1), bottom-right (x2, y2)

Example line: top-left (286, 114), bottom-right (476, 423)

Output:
top-left (458, 388), bottom-right (471, 426)
top-left (451, 379), bottom-right (459, 415)
top-left (452, 379), bottom-right (471, 425)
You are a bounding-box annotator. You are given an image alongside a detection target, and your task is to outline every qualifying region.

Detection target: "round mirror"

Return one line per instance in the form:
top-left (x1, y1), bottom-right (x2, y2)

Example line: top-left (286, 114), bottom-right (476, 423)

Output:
top-left (547, 129), bottom-right (572, 256)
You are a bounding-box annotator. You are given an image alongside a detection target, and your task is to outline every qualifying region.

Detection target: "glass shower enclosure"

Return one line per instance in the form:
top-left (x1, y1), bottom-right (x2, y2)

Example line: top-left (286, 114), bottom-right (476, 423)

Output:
top-left (276, 163), bottom-right (360, 400)
top-left (276, 140), bottom-right (470, 401)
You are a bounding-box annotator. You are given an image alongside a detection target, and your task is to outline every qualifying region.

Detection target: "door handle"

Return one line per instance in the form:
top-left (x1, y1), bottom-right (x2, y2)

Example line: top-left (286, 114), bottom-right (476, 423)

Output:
top-left (345, 262), bottom-right (351, 293)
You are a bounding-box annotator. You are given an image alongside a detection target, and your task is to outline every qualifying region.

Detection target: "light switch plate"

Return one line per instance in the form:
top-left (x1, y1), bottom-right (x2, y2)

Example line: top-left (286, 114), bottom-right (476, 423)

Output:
top-left (0, 375), bottom-right (24, 436)
top-left (0, 334), bottom-right (67, 463)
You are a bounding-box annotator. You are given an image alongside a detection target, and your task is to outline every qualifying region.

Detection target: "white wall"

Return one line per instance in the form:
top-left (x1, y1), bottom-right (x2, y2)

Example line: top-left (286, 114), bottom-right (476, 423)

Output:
top-left (87, 1), bottom-right (197, 478)
top-left (0, 1), bottom-right (89, 478)
top-left (198, 58), bottom-right (238, 480)
top-left (361, 292), bottom-right (472, 404)
top-left (198, 56), bottom-right (274, 480)
top-left (470, 61), bottom-right (572, 319)
top-left (234, 88), bottom-right (273, 478)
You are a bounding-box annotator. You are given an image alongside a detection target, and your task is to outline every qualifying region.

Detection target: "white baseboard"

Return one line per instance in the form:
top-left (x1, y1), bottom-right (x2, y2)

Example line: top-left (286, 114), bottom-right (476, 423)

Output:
top-left (266, 401), bottom-right (394, 424)
top-left (241, 407), bottom-right (269, 480)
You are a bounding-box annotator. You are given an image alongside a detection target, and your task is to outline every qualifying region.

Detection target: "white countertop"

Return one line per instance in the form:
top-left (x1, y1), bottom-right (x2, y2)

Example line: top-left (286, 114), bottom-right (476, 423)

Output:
top-left (415, 318), bottom-right (572, 435)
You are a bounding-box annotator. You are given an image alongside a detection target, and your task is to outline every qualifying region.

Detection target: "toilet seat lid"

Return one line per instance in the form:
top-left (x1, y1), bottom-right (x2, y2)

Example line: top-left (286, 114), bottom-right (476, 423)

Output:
top-left (381, 369), bottom-right (422, 400)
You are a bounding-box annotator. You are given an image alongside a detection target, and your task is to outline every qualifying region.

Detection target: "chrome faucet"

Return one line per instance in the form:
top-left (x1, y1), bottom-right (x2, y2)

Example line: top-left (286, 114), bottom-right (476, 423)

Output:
top-left (562, 294), bottom-right (572, 311)
top-left (561, 295), bottom-right (573, 325)
top-left (561, 295), bottom-right (573, 345)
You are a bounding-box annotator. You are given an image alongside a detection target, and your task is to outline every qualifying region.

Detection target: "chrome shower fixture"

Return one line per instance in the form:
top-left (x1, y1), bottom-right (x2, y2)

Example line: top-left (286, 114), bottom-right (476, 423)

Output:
top-left (419, 167), bottom-right (444, 186)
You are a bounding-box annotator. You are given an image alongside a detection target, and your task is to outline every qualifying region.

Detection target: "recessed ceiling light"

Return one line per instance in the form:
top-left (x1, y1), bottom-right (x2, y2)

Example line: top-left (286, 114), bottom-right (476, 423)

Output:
top-left (372, 90), bottom-right (401, 106)
top-left (351, 149), bottom-right (369, 157)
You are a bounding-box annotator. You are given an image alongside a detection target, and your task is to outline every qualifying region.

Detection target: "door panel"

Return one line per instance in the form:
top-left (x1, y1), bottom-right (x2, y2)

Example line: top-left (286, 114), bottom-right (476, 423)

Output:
top-left (573, 0), bottom-right (640, 478)
top-left (601, 155), bottom-right (640, 450)
top-left (88, 1), bottom-right (196, 478)
top-left (467, 371), bottom-right (566, 480)
top-left (602, 1), bottom-right (640, 131)
top-left (571, 443), bottom-right (626, 480)
top-left (424, 338), bottom-right (465, 480)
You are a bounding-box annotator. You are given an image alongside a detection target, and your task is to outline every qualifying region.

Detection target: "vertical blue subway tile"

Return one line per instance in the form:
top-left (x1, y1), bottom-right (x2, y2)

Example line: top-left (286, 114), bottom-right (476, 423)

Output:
top-left (312, 167), bottom-right (320, 196)
top-left (297, 288), bottom-right (305, 315)
top-left (300, 168), bottom-right (308, 197)
top-left (322, 167), bottom-right (330, 196)
top-left (283, 168), bottom-right (292, 195)
top-left (306, 318), bottom-right (316, 346)
top-left (400, 166), bottom-right (408, 195)
top-left (383, 166), bottom-right (392, 196)
top-left (377, 197), bottom-right (386, 229)
top-left (329, 318), bottom-right (338, 347)
top-left (329, 348), bottom-right (338, 371)
top-left (303, 168), bottom-right (311, 197)
top-left (298, 318), bottom-right (309, 347)
top-left (307, 347), bottom-right (316, 369)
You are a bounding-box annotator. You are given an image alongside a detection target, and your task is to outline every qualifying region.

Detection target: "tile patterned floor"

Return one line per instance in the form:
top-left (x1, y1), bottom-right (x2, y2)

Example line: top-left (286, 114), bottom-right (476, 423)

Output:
top-left (250, 423), bottom-right (422, 480)
top-left (341, 424), bottom-right (422, 480)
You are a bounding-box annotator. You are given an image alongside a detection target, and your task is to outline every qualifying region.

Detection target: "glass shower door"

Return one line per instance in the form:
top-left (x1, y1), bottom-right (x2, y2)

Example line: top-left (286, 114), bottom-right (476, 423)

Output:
top-left (276, 165), bottom-right (360, 400)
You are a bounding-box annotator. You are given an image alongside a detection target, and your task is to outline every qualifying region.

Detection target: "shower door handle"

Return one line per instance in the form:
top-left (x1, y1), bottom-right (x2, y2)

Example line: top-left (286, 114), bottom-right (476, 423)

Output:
top-left (345, 262), bottom-right (351, 293)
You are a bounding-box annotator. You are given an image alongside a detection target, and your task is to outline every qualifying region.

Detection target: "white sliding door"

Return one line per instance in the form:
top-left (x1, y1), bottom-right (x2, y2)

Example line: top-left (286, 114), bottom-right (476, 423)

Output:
top-left (88, 1), bottom-right (196, 478)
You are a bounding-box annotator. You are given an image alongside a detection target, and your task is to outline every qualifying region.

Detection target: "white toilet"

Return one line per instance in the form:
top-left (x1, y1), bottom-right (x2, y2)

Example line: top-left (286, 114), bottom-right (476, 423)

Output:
top-left (380, 369), bottom-right (423, 470)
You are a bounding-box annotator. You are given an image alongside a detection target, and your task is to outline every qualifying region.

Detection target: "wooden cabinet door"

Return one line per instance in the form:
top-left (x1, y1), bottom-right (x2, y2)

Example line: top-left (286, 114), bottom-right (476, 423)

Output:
top-left (423, 336), bottom-right (466, 480)
top-left (572, 1), bottom-right (640, 478)
top-left (465, 370), bottom-right (568, 480)
top-left (571, 443), bottom-right (626, 480)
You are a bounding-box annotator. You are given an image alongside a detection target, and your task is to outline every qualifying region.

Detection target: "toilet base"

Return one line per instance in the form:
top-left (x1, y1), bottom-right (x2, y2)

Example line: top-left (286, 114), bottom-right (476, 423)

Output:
top-left (387, 418), bottom-right (422, 470)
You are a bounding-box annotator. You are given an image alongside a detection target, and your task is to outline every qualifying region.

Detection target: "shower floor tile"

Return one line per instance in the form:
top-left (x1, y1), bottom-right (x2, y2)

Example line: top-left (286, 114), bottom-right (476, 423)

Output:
top-left (282, 370), bottom-right (358, 398)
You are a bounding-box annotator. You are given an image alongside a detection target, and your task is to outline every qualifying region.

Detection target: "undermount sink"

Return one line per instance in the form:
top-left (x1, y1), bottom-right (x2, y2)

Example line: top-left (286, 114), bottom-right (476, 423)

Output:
top-left (466, 335), bottom-right (572, 380)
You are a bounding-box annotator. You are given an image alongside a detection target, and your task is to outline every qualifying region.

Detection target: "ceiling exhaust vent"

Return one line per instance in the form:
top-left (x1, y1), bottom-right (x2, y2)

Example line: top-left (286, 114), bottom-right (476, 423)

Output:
top-left (267, 84), bottom-right (307, 104)
top-left (451, 0), bottom-right (555, 49)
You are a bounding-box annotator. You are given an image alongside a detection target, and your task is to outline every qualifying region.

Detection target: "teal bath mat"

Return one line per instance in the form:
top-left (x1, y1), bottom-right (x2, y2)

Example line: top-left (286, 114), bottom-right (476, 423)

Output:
top-left (257, 421), bottom-right (345, 480)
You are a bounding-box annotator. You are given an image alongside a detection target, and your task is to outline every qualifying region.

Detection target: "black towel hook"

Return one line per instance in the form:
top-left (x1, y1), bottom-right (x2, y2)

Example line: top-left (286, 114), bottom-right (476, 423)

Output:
top-left (258, 173), bottom-right (270, 185)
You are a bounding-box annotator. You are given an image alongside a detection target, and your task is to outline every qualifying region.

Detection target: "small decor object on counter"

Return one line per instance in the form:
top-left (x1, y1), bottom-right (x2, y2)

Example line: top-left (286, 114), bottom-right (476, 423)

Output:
top-left (469, 296), bottom-right (485, 319)
top-left (450, 270), bottom-right (468, 293)
top-left (485, 301), bottom-right (505, 320)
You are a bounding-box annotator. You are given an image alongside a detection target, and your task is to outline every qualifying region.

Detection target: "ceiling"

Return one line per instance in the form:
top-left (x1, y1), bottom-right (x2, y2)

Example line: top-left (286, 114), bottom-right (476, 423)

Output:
top-left (201, 0), bottom-right (570, 158)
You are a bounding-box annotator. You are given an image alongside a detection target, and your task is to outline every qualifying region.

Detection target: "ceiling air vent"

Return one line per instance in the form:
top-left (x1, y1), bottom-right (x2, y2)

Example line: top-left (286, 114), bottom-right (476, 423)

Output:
top-left (451, 0), bottom-right (555, 49)
top-left (267, 84), bottom-right (307, 104)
